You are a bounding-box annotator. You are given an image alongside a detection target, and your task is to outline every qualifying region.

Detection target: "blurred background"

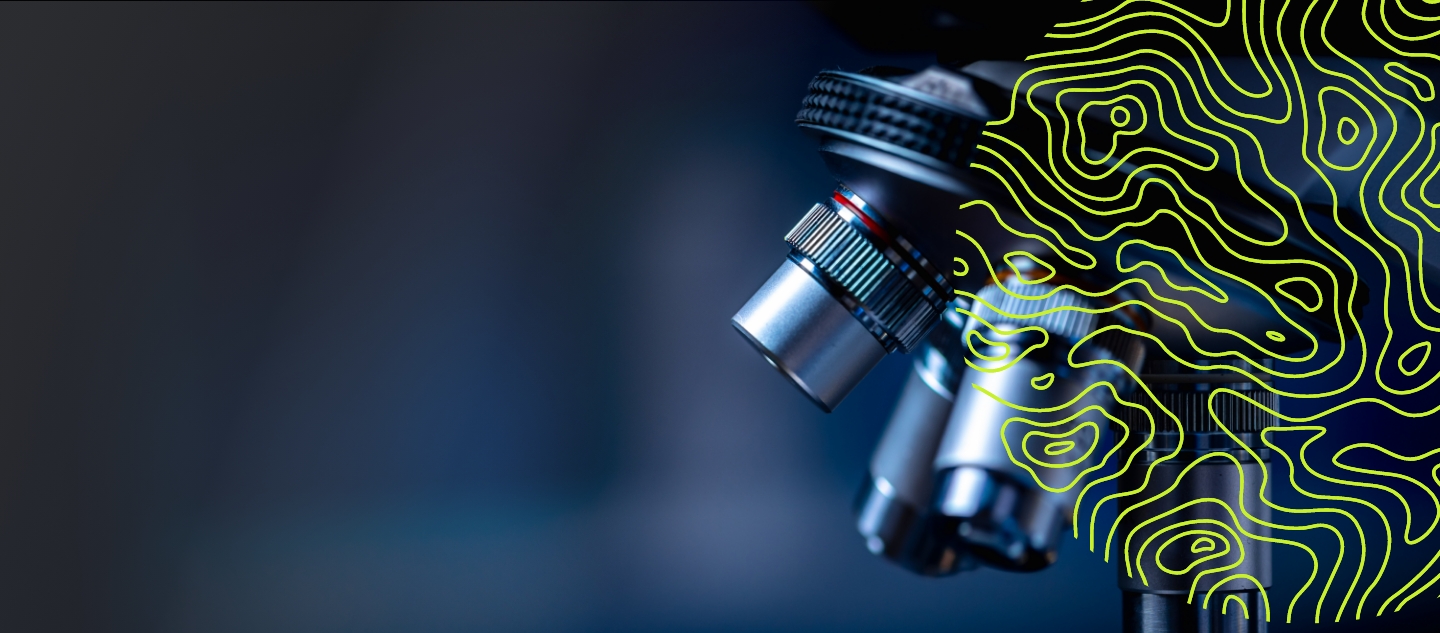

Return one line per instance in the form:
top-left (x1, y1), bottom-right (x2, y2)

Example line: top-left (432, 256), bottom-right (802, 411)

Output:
top-left (0, 3), bottom-right (1435, 632)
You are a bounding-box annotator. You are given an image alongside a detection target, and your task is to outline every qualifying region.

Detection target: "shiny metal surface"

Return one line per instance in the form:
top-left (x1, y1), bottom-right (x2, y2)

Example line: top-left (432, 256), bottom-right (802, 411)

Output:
top-left (855, 304), bottom-right (973, 575)
top-left (1123, 591), bottom-right (1267, 633)
top-left (724, 30), bottom-right (1376, 632)
top-left (1115, 457), bottom-right (1271, 595)
top-left (732, 257), bottom-right (887, 412)
top-left (930, 277), bottom-right (1146, 570)
top-left (732, 186), bottom-right (950, 412)
top-left (783, 195), bottom-right (946, 353)
top-left (931, 465), bottom-right (1067, 571)
top-left (855, 473), bottom-right (973, 576)
top-left (870, 368), bottom-right (955, 510)
top-left (807, 65), bottom-right (1359, 355)
top-left (1117, 359), bottom-right (1276, 633)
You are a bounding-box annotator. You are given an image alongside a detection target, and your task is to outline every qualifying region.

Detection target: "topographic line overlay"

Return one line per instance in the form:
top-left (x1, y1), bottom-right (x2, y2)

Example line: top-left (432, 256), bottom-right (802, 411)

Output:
top-left (950, 0), bottom-right (1440, 623)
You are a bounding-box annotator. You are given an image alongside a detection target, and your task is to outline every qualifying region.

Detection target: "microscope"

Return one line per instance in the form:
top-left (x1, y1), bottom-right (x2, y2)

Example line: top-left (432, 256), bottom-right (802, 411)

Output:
top-left (730, 5), bottom-right (1427, 632)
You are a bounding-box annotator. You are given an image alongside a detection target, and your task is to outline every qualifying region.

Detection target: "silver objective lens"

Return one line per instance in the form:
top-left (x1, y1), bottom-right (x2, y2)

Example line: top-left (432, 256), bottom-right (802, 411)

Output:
top-left (732, 187), bottom-right (950, 411)
top-left (931, 275), bottom-right (1146, 571)
top-left (855, 301), bottom-right (973, 575)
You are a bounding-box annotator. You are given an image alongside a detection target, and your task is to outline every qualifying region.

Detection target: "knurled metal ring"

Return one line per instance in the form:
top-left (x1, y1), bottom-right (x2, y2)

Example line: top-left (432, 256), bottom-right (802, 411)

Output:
top-left (1115, 389), bottom-right (1279, 434)
top-left (785, 191), bottom-right (949, 353)
top-left (796, 70), bottom-right (989, 168)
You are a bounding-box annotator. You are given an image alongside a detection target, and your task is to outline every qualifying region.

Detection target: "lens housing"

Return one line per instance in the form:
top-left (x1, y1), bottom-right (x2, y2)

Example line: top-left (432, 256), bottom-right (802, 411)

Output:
top-left (855, 303), bottom-right (973, 575)
top-left (930, 275), bottom-right (1147, 570)
top-left (732, 187), bottom-right (949, 411)
top-left (732, 257), bottom-right (889, 411)
top-left (1116, 359), bottom-right (1276, 633)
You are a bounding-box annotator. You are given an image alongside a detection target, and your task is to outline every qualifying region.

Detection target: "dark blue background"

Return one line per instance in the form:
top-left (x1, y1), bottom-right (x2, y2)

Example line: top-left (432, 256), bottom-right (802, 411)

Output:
top-left (0, 3), bottom-right (1434, 631)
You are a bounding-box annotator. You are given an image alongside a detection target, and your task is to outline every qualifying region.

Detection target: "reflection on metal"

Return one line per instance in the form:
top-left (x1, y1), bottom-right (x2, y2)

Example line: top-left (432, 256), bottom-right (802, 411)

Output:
top-left (855, 301), bottom-right (971, 575)
top-left (930, 276), bottom-right (1145, 571)
top-left (732, 257), bottom-right (888, 411)
top-left (732, 186), bottom-right (948, 411)
top-left (725, 5), bottom-right (1417, 626)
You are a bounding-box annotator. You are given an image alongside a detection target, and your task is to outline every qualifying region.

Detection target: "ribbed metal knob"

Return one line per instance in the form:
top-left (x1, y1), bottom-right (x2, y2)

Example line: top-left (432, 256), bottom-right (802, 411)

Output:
top-left (969, 277), bottom-right (1100, 341)
top-left (796, 69), bottom-right (990, 168)
top-left (1118, 389), bottom-right (1278, 434)
top-left (784, 189), bottom-right (947, 353)
top-left (969, 276), bottom-right (1146, 366)
top-left (1117, 359), bottom-right (1279, 434)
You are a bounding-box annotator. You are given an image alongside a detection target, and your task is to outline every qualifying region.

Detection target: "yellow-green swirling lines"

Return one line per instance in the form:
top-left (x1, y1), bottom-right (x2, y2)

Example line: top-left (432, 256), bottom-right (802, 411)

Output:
top-left (946, 0), bottom-right (1440, 624)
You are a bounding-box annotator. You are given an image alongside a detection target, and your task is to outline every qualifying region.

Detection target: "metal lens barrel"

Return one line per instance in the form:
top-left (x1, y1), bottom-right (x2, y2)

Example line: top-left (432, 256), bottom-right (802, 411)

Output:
top-left (732, 187), bottom-right (949, 412)
top-left (855, 302), bottom-right (972, 575)
top-left (930, 276), bottom-right (1146, 571)
top-left (1116, 359), bottom-right (1276, 633)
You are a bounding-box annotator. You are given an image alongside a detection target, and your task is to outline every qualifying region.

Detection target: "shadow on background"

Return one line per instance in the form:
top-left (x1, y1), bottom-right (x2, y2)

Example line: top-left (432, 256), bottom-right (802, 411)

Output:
top-left (0, 2), bottom-right (1433, 632)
